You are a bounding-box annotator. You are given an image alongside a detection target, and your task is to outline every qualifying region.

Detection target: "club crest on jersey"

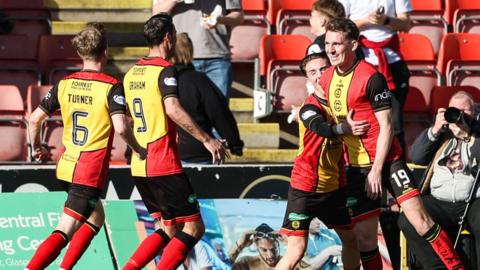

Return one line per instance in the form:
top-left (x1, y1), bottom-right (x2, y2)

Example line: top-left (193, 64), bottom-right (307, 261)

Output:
top-left (301, 110), bottom-right (317, 120)
top-left (164, 77), bottom-right (177, 86)
top-left (113, 95), bottom-right (126, 105)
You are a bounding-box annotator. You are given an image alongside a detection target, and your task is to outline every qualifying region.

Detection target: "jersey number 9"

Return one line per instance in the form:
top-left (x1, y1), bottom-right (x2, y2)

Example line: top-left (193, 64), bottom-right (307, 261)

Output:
top-left (133, 98), bottom-right (147, 132)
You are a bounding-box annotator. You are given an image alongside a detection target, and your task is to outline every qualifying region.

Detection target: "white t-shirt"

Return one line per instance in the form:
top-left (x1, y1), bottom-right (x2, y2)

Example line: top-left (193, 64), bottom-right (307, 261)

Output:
top-left (339, 0), bottom-right (413, 65)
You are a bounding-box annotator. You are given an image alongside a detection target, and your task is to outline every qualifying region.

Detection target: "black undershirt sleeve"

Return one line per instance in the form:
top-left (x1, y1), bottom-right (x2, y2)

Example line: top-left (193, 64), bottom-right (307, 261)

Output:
top-left (158, 66), bottom-right (179, 99)
top-left (38, 85), bottom-right (60, 115)
top-left (107, 83), bottom-right (127, 115)
top-left (366, 72), bottom-right (392, 112)
top-left (299, 104), bottom-right (335, 138)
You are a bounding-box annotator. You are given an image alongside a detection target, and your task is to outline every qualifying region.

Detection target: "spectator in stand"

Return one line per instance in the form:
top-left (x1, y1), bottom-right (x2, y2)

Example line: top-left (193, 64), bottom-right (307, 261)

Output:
top-left (398, 91), bottom-right (480, 270)
top-left (153, 0), bottom-right (244, 99)
top-left (309, 0), bottom-right (346, 53)
top-left (289, 0), bottom-right (345, 123)
top-left (339, 0), bottom-right (412, 159)
top-left (171, 32), bottom-right (244, 164)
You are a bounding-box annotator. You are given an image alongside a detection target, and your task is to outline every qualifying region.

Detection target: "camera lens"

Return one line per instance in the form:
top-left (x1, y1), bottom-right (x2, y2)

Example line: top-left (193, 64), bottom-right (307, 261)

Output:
top-left (444, 107), bottom-right (463, 124)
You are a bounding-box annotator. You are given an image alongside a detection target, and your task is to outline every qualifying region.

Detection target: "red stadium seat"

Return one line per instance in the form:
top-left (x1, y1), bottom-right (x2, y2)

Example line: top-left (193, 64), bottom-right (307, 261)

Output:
top-left (275, 0), bottom-right (315, 41)
top-left (445, 0), bottom-right (480, 26)
top-left (0, 34), bottom-right (38, 68)
top-left (0, 68), bottom-right (41, 103)
top-left (259, 34), bottom-right (310, 111)
top-left (267, 0), bottom-right (281, 31)
top-left (452, 0), bottom-right (480, 33)
top-left (437, 33), bottom-right (480, 87)
top-left (398, 33), bottom-right (442, 102)
top-left (111, 134), bottom-right (128, 164)
top-left (230, 0), bottom-right (270, 61)
top-left (430, 86), bottom-right (480, 115)
top-left (38, 35), bottom-right (82, 83)
top-left (404, 86), bottom-right (432, 161)
top-left (408, 0), bottom-right (448, 55)
top-left (41, 119), bottom-right (64, 162)
top-left (26, 85), bottom-right (54, 116)
top-left (0, 85), bottom-right (28, 162)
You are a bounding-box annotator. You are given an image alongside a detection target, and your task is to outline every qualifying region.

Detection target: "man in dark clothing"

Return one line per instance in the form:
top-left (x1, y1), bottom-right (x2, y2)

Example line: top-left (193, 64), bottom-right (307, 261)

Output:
top-left (173, 32), bottom-right (243, 163)
top-left (398, 91), bottom-right (480, 270)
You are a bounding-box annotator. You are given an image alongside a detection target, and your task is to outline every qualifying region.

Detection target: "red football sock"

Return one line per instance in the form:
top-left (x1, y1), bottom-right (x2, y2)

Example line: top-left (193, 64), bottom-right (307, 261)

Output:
top-left (155, 231), bottom-right (197, 270)
top-left (360, 247), bottom-right (383, 270)
top-left (26, 230), bottom-right (68, 270)
top-left (424, 223), bottom-right (464, 270)
top-left (60, 222), bottom-right (100, 270)
top-left (123, 229), bottom-right (170, 270)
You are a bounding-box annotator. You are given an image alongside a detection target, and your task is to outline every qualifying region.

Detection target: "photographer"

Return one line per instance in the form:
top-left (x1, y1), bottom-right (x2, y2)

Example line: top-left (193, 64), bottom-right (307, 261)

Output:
top-left (398, 91), bottom-right (480, 269)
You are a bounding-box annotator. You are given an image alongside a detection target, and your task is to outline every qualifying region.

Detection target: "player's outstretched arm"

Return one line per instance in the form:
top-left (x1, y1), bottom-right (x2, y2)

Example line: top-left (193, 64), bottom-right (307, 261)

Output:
top-left (164, 96), bottom-right (227, 164)
top-left (28, 108), bottom-right (50, 161)
top-left (111, 113), bottom-right (147, 160)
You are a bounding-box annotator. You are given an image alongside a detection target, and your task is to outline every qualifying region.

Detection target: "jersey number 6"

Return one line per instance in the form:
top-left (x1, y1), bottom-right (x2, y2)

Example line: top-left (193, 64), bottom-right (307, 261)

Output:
top-left (72, 111), bottom-right (89, 146)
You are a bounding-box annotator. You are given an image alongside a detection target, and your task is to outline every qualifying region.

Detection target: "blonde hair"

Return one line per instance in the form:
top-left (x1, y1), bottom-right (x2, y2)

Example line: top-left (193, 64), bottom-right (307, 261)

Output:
top-left (172, 32), bottom-right (193, 65)
top-left (71, 22), bottom-right (107, 61)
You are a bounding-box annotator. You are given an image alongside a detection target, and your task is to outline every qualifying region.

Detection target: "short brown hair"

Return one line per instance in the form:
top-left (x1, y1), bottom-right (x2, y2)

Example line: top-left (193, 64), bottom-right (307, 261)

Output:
top-left (312, 0), bottom-right (345, 19)
top-left (325, 17), bottom-right (359, 41)
top-left (71, 22), bottom-right (107, 61)
top-left (172, 32), bottom-right (193, 65)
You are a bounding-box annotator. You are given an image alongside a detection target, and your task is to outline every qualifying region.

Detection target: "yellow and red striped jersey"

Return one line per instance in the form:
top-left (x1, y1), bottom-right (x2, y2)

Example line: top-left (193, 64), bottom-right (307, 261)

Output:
top-left (39, 70), bottom-right (126, 188)
top-left (290, 94), bottom-right (345, 193)
top-left (123, 57), bottom-right (183, 177)
top-left (320, 60), bottom-right (402, 167)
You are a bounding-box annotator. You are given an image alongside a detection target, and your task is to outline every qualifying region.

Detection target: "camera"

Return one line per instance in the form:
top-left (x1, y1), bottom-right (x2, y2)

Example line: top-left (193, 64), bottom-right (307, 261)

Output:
top-left (444, 106), bottom-right (480, 135)
top-left (444, 107), bottom-right (465, 124)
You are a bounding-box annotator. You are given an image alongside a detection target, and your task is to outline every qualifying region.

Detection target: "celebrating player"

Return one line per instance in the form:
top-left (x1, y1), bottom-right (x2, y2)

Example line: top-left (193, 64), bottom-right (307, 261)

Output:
top-left (321, 17), bottom-right (464, 270)
top-left (122, 13), bottom-right (226, 270)
top-left (25, 23), bottom-right (146, 270)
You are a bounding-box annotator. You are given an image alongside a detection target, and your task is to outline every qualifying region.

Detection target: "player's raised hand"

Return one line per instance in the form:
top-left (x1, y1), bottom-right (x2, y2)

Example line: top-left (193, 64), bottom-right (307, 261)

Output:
top-left (203, 137), bottom-right (227, 165)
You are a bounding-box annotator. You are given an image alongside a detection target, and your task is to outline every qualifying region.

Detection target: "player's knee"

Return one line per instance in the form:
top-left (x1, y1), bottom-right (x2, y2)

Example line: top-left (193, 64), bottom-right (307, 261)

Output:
top-left (355, 231), bottom-right (377, 250)
top-left (407, 214), bottom-right (432, 236)
top-left (183, 220), bottom-right (205, 240)
top-left (286, 239), bottom-right (306, 262)
top-left (340, 231), bottom-right (357, 249)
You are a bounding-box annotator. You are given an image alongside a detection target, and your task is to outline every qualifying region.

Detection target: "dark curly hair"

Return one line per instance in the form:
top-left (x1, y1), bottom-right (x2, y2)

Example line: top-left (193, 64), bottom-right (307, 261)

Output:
top-left (144, 13), bottom-right (175, 47)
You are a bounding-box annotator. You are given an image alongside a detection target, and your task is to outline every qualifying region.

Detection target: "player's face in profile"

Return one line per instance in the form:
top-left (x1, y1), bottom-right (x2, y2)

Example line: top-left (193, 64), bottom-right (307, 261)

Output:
top-left (325, 31), bottom-right (355, 69)
top-left (256, 238), bottom-right (280, 267)
top-left (305, 57), bottom-right (330, 86)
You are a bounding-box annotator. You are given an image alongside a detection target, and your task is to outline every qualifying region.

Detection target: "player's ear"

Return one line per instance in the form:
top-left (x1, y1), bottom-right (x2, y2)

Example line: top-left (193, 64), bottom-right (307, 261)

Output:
top-left (351, 39), bottom-right (359, 51)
